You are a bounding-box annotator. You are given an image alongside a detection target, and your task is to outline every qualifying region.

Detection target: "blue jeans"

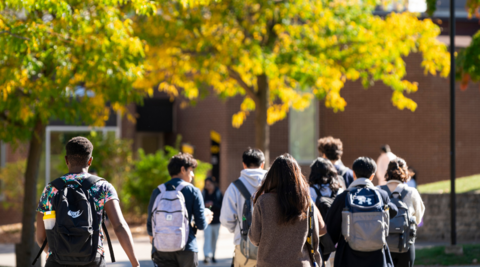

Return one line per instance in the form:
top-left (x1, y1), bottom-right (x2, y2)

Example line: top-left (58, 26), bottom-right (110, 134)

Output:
top-left (203, 223), bottom-right (220, 258)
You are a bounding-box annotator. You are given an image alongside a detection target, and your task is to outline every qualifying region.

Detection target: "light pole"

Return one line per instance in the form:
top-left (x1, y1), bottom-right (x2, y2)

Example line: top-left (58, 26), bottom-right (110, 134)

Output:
top-left (449, 0), bottom-right (456, 247)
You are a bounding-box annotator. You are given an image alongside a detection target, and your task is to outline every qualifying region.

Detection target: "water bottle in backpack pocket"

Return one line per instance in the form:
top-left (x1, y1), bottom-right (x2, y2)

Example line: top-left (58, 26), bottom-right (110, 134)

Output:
top-left (152, 182), bottom-right (190, 252)
top-left (380, 186), bottom-right (417, 253)
top-left (341, 187), bottom-right (389, 252)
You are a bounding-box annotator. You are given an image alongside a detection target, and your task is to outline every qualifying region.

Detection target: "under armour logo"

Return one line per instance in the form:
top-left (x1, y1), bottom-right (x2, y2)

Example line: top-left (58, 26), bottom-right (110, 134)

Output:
top-left (355, 196), bottom-right (372, 205)
top-left (68, 210), bottom-right (83, 218)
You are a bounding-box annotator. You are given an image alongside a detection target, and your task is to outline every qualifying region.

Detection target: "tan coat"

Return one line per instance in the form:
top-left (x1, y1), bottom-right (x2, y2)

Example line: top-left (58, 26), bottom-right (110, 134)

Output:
top-left (248, 193), bottom-right (327, 267)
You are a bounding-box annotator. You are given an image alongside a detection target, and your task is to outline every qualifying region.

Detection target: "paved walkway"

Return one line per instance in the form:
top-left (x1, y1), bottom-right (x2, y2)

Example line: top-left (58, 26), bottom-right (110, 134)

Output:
top-left (0, 226), bottom-right (235, 267)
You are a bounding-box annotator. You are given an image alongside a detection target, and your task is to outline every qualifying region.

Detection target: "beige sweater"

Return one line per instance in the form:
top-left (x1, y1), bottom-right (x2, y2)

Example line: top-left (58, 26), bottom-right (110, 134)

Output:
top-left (248, 193), bottom-right (326, 267)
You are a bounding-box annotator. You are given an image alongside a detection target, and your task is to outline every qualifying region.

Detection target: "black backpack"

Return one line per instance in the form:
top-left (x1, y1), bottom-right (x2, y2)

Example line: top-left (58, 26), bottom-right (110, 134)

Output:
top-left (33, 176), bottom-right (115, 265)
top-left (233, 179), bottom-right (257, 262)
top-left (312, 186), bottom-right (337, 259)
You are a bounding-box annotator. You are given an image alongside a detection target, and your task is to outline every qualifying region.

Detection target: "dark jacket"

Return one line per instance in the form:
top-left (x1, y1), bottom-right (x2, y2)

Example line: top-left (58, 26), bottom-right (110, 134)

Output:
top-left (202, 187), bottom-right (223, 224)
top-left (147, 178), bottom-right (208, 253)
top-left (335, 164), bottom-right (354, 188)
top-left (325, 186), bottom-right (398, 267)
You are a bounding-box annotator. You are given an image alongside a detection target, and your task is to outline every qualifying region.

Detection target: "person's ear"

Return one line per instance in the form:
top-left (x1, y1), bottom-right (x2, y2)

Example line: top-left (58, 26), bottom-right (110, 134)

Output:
top-left (369, 174), bottom-right (375, 181)
top-left (353, 172), bottom-right (357, 180)
top-left (260, 162), bottom-right (265, 169)
top-left (180, 166), bottom-right (186, 174)
top-left (87, 157), bottom-right (93, 166)
top-left (65, 156), bottom-right (69, 167)
top-left (242, 163), bottom-right (248, 170)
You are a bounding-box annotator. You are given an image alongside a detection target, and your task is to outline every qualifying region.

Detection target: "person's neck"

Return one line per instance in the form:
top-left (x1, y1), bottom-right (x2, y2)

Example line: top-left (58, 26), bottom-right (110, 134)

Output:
top-left (331, 160), bottom-right (338, 165)
top-left (207, 188), bottom-right (215, 194)
top-left (68, 167), bottom-right (89, 174)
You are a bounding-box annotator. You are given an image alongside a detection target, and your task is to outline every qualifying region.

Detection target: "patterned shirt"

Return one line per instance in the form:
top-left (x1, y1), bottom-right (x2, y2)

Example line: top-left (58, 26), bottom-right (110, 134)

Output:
top-left (36, 172), bottom-right (119, 256)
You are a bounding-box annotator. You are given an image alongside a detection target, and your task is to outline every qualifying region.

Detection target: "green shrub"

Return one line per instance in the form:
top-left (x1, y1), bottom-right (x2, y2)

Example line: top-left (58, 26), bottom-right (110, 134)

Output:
top-left (123, 146), bottom-right (211, 214)
top-left (0, 160), bottom-right (26, 210)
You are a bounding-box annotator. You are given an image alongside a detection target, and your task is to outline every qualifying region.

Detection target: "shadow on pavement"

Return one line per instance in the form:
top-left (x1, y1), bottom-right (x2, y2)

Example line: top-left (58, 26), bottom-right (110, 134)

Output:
top-left (107, 258), bottom-right (232, 267)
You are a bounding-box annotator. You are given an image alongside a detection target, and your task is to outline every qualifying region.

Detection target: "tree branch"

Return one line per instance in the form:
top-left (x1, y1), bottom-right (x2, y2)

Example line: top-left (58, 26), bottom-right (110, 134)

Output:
top-left (227, 66), bottom-right (258, 103)
top-left (0, 30), bottom-right (30, 41)
top-left (0, 112), bottom-right (28, 129)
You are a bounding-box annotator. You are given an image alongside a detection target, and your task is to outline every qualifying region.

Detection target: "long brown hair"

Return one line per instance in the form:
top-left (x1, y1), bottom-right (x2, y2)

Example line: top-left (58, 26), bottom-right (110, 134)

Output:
top-left (254, 154), bottom-right (310, 225)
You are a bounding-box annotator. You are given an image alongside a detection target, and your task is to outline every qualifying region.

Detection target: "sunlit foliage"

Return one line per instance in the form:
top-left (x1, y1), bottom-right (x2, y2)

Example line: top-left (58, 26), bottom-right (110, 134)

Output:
top-left (135, 0), bottom-right (450, 127)
top-left (0, 0), bottom-right (156, 142)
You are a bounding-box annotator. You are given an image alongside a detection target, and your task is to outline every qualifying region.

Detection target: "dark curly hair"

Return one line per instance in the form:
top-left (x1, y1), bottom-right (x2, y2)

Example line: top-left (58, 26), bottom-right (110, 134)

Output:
top-left (309, 158), bottom-right (342, 191)
top-left (317, 136), bottom-right (343, 161)
top-left (386, 157), bottom-right (409, 183)
top-left (168, 152), bottom-right (198, 176)
top-left (66, 136), bottom-right (93, 167)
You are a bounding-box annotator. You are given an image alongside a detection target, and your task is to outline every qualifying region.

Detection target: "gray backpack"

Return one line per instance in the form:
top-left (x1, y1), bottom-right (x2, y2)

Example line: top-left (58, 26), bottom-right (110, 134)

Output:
top-left (380, 186), bottom-right (417, 253)
top-left (341, 187), bottom-right (389, 252)
top-left (233, 179), bottom-right (258, 262)
top-left (151, 182), bottom-right (190, 252)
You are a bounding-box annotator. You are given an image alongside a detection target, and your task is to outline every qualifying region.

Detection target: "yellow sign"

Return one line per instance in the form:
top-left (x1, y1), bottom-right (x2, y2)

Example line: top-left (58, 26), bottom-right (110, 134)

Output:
top-left (210, 130), bottom-right (221, 143)
top-left (182, 144), bottom-right (194, 155)
top-left (211, 145), bottom-right (220, 154)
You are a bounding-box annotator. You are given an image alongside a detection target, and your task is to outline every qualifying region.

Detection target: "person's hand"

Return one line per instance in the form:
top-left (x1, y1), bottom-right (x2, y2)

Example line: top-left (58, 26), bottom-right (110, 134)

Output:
top-left (205, 201), bottom-right (214, 208)
top-left (204, 208), bottom-right (214, 224)
top-left (149, 236), bottom-right (153, 244)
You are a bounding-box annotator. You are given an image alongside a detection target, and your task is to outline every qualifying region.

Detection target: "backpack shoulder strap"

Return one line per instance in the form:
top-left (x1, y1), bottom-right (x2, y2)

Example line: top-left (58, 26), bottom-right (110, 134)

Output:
top-left (399, 188), bottom-right (409, 201)
top-left (233, 179), bottom-right (251, 200)
top-left (175, 181), bottom-right (190, 192)
top-left (380, 185), bottom-right (392, 197)
top-left (81, 175), bottom-right (104, 191)
top-left (50, 177), bottom-right (66, 190)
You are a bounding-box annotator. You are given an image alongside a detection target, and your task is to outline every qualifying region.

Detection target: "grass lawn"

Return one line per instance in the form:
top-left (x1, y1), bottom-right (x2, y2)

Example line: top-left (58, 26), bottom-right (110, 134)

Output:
top-left (416, 244), bottom-right (480, 265)
top-left (418, 174), bottom-right (480, 194)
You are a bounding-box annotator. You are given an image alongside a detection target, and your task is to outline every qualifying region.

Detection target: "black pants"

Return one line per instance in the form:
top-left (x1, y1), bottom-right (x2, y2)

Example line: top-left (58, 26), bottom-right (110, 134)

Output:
top-left (45, 256), bottom-right (105, 267)
top-left (153, 250), bottom-right (198, 267)
top-left (390, 244), bottom-right (415, 267)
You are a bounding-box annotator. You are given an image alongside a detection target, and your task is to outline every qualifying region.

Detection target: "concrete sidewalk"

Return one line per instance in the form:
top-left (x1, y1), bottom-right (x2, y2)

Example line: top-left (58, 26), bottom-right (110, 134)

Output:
top-left (106, 226), bottom-right (235, 267)
top-left (0, 226), bottom-right (235, 267)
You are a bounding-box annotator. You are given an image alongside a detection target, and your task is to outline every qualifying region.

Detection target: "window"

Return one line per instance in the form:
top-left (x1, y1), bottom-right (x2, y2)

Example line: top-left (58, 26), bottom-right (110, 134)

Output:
top-left (289, 102), bottom-right (318, 164)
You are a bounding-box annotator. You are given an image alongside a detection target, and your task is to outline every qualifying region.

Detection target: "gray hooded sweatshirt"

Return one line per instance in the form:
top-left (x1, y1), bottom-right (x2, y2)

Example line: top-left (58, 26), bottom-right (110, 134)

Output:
top-left (219, 168), bottom-right (267, 245)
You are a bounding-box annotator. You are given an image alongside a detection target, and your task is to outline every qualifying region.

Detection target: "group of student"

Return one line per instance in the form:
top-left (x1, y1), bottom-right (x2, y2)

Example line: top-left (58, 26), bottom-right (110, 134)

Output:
top-left (34, 135), bottom-right (425, 267)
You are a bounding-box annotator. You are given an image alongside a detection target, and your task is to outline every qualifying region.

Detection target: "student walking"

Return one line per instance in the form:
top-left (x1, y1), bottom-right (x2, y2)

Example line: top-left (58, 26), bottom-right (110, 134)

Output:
top-left (147, 152), bottom-right (213, 267)
top-left (249, 154), bottom-right (326, 267)
top-left (35, 137), bottom-right (139, 267)
top-left (202, 177), bottom-right (223, 264)
top-left (379, 158), bottom-right (425, 267)
top-left (317, 136), bottom-right (354, 188)
top-left (376, 145), bottom-right (397, 185)
top-left (220, 148), bottom-right (267, 267)
top-left (325, 157), bottom-right (398, 267)
top-left (309, 158), bottom-right (345, 266)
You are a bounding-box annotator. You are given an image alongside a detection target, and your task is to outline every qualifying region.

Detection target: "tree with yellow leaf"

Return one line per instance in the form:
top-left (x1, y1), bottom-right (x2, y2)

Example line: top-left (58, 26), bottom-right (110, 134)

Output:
top-left (0, 0), bottom-right (155, 265)
top-left (135, 0), bottom-right (450, 163)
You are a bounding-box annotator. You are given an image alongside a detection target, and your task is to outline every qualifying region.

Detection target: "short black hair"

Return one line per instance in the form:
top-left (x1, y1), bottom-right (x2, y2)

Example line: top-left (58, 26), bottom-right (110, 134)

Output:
top-left (66, 137), bottom-right (93, 167)
top-left (242, 148), bottom-right (265, 168)
top-left (381, 145), bottom-right (391, 153)
top-left (168, 152), bottom-right (198, 177)
top-left (352, 157), bottom-right (377, 178)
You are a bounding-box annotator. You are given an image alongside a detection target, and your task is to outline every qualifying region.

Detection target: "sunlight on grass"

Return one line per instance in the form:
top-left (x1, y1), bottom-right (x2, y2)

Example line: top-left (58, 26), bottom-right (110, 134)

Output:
top-left (418, 174), bottom-right (480, 194)
top-left (416, 244), bottom-right (480, 265)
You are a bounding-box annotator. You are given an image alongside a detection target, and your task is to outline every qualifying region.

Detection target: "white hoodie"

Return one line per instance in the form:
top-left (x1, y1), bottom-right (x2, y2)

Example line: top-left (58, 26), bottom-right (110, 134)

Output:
top-left (219, 168), bottom-right (267, 245)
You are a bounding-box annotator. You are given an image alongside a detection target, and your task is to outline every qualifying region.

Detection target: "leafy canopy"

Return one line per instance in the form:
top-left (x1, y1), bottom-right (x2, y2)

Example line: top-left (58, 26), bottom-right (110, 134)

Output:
top-left (0, 0), bottom-right (156, 142)
top-left (135, 0), bottom-right (450, 127)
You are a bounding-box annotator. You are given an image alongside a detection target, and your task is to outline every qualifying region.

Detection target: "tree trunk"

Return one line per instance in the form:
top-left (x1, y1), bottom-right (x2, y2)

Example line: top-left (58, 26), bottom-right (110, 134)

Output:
top-left (255, 74), bottom-right (270, 167)
top-left (16, 118), bottom-right (45, 267)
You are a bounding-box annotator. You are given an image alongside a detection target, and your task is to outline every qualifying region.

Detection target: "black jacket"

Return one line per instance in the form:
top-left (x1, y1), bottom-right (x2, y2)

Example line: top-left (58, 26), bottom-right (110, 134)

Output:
top-left (202, 187), bottom-right (223, 224)
top-left (325, 186), bottom-right (398, 267)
